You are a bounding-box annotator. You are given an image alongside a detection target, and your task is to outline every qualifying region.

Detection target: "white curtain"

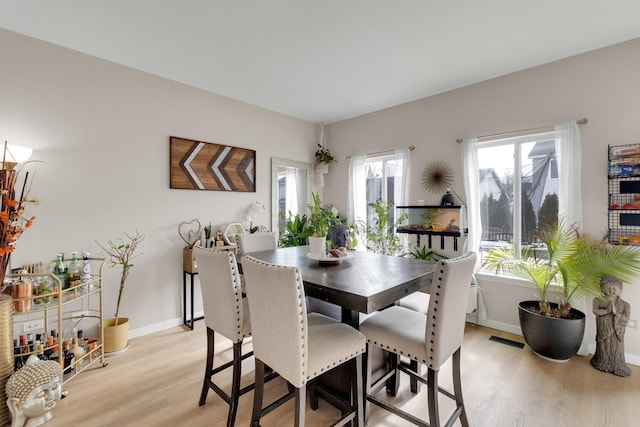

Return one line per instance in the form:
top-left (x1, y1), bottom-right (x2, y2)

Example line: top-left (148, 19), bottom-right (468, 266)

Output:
top-left (555, 121), bottom-right (587, 355)
top-left (461, 138), bottom-right (480, 268)
top-left (347, 154), bottom-right (366, 227)
top-left (555, 121), bottom-right (583, 228)
top-left (285, 168), bottom-right (298, 217)
top-left (395, 147), bottom-right (411, 206)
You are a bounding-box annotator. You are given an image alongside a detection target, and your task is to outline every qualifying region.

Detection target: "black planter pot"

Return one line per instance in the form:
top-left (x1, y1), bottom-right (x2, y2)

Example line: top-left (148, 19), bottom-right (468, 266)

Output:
top-left (518, 300), bottom-right (586, 361)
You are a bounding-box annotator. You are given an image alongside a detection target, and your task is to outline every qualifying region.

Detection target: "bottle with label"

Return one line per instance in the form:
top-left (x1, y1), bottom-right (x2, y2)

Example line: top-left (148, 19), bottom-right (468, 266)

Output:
top-left (67, 252), bottom-right (81, 288)
top-left (81, 252), bottom-right (92, 292)
top-left (14, 339), bottom-right (24, 371)
top-left (53, 254), bottom-right (67, 290)
top-left (70, 336), bottom-right (85, 371)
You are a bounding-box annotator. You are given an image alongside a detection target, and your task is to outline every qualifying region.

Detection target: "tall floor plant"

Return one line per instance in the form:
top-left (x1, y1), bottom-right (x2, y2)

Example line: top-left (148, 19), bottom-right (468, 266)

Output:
top-left (485, 219), bottom-right (640, 318)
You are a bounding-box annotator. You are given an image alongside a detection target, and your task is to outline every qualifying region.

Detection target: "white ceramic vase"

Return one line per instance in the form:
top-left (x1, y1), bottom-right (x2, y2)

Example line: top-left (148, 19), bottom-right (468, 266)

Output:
top-left (308, 236), bottom-right (326, 257)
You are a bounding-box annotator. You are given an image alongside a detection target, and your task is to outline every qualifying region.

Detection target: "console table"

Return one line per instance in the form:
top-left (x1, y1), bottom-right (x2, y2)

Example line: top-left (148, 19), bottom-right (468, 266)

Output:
top-left (182, 243), bottom-right (237, 330)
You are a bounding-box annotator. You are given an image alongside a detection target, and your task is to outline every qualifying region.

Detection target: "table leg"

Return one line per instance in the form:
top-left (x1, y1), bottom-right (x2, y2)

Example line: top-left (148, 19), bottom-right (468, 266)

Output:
top-left (182, 270), bottom-right (190, 329)
top-left (183, 271), bottom-right (203, 330)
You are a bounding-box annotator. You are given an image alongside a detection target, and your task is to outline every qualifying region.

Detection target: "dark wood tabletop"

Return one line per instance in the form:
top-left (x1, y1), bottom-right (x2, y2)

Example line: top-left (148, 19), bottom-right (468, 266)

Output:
top-left (244, 245), bottom-right (435, 327)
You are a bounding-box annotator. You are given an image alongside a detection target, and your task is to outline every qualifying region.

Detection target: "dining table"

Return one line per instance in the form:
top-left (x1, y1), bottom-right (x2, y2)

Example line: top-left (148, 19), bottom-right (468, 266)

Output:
top-left (242, 245), bottom-right (436, 399)
top-left (244, 245), bottom-right (436, 328)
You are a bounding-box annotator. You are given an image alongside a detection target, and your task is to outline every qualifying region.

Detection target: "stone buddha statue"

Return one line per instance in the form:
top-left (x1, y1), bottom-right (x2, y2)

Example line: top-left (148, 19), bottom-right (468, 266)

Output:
top-left (5, 358), bottom-right (62, 427)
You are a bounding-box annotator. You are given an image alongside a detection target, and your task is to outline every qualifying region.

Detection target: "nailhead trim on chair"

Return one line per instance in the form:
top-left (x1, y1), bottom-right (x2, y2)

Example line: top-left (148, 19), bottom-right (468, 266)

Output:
top-left (247, 257), bottom-right (309, 382)
top-left (221, 251), bottom-right (251, 341)
top-left (247, 256), bottom-right (366, 384)
top-left (308, 348), bottom-right (366, 379)
top-left (426, 262), bottom-right (447, 368)
top-left (366, 339), bottom-right (427, 364)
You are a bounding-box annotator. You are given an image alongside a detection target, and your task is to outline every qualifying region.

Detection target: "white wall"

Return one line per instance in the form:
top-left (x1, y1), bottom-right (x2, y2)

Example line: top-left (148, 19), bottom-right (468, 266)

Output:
top-left (0, 29), bottom-right (317, 336)
top-left (323, 37), bottom-right (640, 362)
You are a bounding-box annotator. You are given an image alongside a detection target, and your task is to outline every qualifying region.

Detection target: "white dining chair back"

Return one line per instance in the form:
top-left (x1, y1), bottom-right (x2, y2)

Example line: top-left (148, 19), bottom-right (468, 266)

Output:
top-left (359, 251), bottom-right (477, 427)
top-left (242, 254), bottom-right (366, 427)
top-left (426, 252), bottom-right (477, 370)
top-left (237, 232), bottom-right (278, 255)
top-left (193, 247), bottom-right (277, 427)
top-left (195, 247), bottom-right (247, 341)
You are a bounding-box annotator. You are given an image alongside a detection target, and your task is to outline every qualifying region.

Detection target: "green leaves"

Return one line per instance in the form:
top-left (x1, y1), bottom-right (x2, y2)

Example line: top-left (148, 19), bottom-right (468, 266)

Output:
top-left (485, 219), bottom-right (640, 318)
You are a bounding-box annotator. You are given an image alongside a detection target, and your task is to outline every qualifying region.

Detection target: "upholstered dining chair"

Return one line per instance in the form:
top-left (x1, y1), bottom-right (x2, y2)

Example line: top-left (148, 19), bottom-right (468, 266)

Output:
top-left (359, 252), bottom-right (477, 427)
top-left (241, 255), bottom-right (366, 427)
top-left (193, 246), bottom-right (275, 427)
top-left (237, 232), bottom-right (278, 255)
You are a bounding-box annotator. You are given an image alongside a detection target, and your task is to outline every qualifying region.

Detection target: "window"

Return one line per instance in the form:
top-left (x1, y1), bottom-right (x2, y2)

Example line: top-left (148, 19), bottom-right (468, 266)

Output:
top-left (462, 122), bottom-right (582, 271)
top-left (478, 133), bottom-right (558, 258)
top-left (347, 148), bottom-right (410, 250)
top-left (362, 155), bottom-right (405, 228)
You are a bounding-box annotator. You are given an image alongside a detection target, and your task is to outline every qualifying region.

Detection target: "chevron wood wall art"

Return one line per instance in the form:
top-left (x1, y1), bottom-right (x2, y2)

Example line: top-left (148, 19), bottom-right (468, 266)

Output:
top-left (170, 136), bottom-right (256, 192)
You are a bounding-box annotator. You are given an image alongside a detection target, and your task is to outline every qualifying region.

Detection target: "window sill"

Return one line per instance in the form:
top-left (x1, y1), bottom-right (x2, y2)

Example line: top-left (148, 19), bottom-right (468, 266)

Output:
top-left (475, 271), bottom-right (563, 293)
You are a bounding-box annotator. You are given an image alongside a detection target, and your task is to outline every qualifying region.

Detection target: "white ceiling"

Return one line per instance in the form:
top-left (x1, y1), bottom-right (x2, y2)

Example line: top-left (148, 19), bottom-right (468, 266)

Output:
top-left (3, 1), bottom-right (640, 124)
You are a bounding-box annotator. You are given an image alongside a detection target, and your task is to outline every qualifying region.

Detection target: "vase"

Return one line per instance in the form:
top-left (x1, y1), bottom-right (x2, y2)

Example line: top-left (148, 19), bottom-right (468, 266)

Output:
top-left (103, 317), bottom-right (130, 354)
top-left (0, 294), bottom-right (13, 425)
top-left (308, 236), bottom-right (326, 257)
top-left (329, 226), bottom-right (349, 249)
top-left (315, 163), bottom-right (329, 174)
top-left (518, 301), bottom-right (585, 361)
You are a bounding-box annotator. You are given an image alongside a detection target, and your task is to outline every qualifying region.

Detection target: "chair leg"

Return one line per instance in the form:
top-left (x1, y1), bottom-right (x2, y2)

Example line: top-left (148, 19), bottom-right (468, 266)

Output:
top-left (409, 359), bottom-right (419, 394)
top-left (251, 359), bottom-right (266, 427)
top-left (385, 352), bottom-right (400, 396)
top-left (226, 341), bottom-right (243, 427)
top-left (427, 368), bottom-right (440, 427)
top-left (309, 382), bottom-right (318, 410)
top-left (364, 345), bottom-right (372, 423)
top-left (199, 327), bottom-right (215, 406)
top-left (452, 348), bottom-right (469, 427)
top-left (295, 385), bottom-right (306, 427)
top-left (353, 354), bottom-right (364, 427)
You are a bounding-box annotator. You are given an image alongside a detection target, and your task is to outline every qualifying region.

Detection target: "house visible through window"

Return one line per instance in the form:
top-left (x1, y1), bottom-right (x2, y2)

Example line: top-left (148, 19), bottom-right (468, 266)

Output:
top-left (477, 132), bottom-right (559, 261)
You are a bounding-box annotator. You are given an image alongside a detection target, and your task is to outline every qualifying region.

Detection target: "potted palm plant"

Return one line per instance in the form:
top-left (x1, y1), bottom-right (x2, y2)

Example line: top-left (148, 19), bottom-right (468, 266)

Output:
top-left (97, 231), bottom-right (145, 354)
top-left (485, 219), bottom-right (640, 361)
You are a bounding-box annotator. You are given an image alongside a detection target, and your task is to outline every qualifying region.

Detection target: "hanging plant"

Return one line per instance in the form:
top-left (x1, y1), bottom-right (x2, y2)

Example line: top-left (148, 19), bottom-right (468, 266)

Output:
top-left (315, 144), bottom-right (336, 165)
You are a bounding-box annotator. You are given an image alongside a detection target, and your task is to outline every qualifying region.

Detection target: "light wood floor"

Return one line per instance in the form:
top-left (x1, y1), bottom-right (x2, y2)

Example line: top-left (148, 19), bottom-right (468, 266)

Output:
top-left (46, 321), bottom-right (640, 427)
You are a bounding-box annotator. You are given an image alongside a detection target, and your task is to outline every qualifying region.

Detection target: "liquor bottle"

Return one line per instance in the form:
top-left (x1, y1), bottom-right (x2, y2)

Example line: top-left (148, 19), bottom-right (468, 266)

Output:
top-left (70, 336), bottom-right (85, 370)
top-left (81, 252), bottom-right (92, 292)
top-left (67, 252), bottom-right (81, 288)
top-left (53, 254), bottom-right (67, 290)
top-left (77, 329), bottom-right (87, 353)
top-left (44, 335), bottom-right (54, 359)
top-left (36, 343), bottom-right (48, 361)
top-left (14, 339), bottom-right (24, 371)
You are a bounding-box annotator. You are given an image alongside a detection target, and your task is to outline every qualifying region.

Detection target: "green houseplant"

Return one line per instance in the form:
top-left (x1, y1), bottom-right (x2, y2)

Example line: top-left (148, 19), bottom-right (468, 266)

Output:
top-left (278, 212), bottom-right (313, 248)
top-left (307, 193), bottom-right (342, 256)
top-left (485, 219), bottom-right (640, 360)
top-left (307, 192), bottom-right (333, 238)
top-left (365, 199), bottom-right (408, 256)
top-left (97, 231), bottom-right (145, 353)
top-left (315, 144), bottom-right (336, 166)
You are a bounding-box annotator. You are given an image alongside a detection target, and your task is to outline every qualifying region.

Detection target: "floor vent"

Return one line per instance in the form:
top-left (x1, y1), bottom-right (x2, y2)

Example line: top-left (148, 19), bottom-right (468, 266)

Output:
top-left (489, 335), bottom-right (524, 349)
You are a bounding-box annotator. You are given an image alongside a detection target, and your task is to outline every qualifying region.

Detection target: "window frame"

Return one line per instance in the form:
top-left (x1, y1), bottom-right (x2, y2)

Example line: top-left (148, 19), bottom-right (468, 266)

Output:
top-left (475, 130), bottom-right (558, 270)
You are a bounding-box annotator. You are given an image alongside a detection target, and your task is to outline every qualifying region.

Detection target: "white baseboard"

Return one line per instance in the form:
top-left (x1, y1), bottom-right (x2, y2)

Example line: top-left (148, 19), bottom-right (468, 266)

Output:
top-left (471, 319), bottom-right (640, 367)
top-left (130, 311), bottom-right (640, 368)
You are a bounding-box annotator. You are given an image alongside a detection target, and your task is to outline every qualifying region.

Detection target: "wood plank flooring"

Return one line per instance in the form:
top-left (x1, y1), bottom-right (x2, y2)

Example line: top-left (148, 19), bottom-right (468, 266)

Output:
top-left (45, 322), bottom-right (640, 426)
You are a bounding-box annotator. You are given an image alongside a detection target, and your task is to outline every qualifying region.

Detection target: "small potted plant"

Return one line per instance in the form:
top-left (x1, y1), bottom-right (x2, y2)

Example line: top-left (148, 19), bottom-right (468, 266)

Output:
top-left (307, 193), bottom-right (335, 256)
top-left (97, 231), bottom-right (145, 354)
top-left (315, 144), bottom-right (336, 174)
